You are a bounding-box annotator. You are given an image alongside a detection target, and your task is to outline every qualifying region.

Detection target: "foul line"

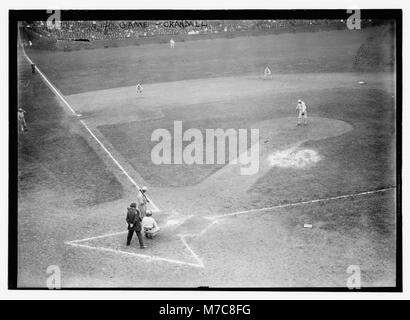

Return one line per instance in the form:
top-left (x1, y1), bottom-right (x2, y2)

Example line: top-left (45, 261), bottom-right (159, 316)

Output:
top-left (66, 240), bottom-right (203, 268)
top-left (207, 187), bottom-right (395, 220)
top-left (20, 49), bottom-right (77, 115)
top-left (67, 231), bottom-right (127, 243)
top-left (20, 45), bottom-right (159, 212)
top-left (179, 236), bottom-right (204, 268)
top-left (80, 120), bottom-right (159, 212)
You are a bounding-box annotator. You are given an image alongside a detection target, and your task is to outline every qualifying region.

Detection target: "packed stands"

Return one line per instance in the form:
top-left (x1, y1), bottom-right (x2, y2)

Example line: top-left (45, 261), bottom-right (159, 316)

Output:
top-left (24, 20), bottom-right (348, 42)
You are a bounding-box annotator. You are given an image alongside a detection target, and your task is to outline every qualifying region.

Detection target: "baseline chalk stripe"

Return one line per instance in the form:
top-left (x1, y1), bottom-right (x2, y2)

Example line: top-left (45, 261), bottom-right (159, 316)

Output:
top-left (208, 187), bottom-right (395, 219)
top-left (20, 48), bottom-right (77, 115)
top-left (67, 231), bottom-right (127, 244)
top-left (179, 235), bottom-right (204, 268)
top-left (21, 46), bottom-right (159, 212)
top-left (66, 241), bottom-right (203, 268)
top-left (80, 120), bottom-right (159, 212)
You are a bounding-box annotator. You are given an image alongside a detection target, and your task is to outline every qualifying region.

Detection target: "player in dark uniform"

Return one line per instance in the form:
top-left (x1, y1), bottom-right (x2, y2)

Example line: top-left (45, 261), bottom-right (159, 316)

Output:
top-left (126, 203), bottom-right (146, 249)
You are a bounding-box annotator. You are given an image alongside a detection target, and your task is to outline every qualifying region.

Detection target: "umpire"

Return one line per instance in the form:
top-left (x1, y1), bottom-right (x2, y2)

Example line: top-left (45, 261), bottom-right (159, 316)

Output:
top-left (126, 203), bottom-right (146, 249)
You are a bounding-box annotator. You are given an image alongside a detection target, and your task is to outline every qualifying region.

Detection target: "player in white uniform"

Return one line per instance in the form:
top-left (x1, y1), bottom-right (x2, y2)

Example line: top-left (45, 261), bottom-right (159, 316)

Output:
top-left (296, 99), bottom-right (308, 126)
top-left (136, 186), bottom-right (149, 218)
top-left (136, 83), bottom-right (143, 96)
top-left (170, 39), bottom-right (175, 48)
top-left (142, 211), bottom-right (160, 239)
top-left (264, 66), bottom-right (272, 79)
top-left (18, 108), bottom-right (27, 132)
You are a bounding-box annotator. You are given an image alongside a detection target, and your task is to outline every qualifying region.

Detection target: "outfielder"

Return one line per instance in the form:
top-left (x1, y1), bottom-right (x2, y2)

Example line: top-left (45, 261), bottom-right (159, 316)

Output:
top-left (136, 83), bottom-right (143, 96)
top-left (296, 99), bottom-right (308, 126)
top-left (170, 39), bottom-right (175, 48)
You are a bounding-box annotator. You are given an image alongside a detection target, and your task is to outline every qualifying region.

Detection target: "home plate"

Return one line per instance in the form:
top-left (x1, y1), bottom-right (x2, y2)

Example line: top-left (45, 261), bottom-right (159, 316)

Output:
top-left (163, 211), bottom-right (193, 228)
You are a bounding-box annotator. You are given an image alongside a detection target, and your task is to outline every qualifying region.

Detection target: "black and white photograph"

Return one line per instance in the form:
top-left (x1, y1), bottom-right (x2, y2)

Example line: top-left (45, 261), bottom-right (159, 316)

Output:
top-left (7, 7), bottom-right (402, 293)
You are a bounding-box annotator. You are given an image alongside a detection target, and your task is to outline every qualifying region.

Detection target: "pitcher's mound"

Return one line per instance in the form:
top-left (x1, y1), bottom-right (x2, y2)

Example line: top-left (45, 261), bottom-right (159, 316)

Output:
top-left (259, 116), bottom-right (353, 170)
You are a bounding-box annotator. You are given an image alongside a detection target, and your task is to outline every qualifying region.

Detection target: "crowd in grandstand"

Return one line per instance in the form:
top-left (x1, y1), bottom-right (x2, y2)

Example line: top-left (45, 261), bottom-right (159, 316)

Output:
top-left (24, 20), bottom-right (348, 41)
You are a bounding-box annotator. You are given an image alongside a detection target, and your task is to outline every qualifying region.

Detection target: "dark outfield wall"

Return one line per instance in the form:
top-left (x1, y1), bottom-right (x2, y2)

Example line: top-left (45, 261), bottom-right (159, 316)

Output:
top-left (353, 22), bottom-right (396, 72)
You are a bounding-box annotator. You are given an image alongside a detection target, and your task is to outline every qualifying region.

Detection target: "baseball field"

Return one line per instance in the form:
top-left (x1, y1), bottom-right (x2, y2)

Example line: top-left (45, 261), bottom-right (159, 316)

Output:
top-left (17, 26), bottom-right (397, 287)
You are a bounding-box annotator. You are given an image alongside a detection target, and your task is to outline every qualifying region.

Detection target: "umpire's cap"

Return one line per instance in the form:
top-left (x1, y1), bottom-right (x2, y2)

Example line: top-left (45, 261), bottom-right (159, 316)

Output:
top-left (130, 202), bottom-right (137, 208)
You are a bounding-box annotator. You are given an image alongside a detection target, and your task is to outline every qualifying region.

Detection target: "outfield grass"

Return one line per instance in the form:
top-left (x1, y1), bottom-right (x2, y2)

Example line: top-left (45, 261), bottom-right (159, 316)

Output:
top-left (25, 28), bottom-right (379, 95)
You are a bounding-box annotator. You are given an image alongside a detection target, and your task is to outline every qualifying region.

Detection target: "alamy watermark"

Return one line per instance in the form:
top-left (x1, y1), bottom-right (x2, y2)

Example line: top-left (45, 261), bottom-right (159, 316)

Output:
top-left (346, 265), bottom-right (361, 289)
top-left (46, 10), bottom-right (61, 30)
top-left (151, 121), bottom-right (260, 175)
top-left (347, 10), bottom-right (361, 30)
top-left (46, 265), bottom-right (61, 289)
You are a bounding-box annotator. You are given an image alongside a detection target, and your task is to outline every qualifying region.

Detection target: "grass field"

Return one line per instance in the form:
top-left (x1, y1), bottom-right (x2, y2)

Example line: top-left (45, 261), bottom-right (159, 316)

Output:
top-left (17, 26), bottom-right (397, 288)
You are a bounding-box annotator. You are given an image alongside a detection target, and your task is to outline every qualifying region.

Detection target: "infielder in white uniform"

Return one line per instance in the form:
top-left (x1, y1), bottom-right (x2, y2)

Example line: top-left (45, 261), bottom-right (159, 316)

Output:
top-left (296, 99), bottom-right (308, 126)
top-left (264, 66), bottom-right (272, 79)
top-left (136, 83), bottom-right (143, 96)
